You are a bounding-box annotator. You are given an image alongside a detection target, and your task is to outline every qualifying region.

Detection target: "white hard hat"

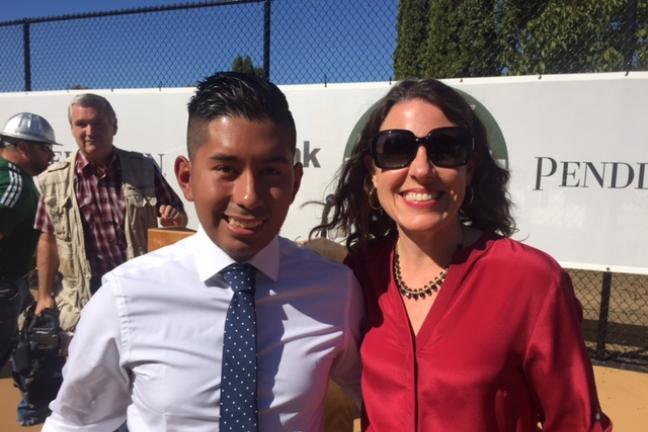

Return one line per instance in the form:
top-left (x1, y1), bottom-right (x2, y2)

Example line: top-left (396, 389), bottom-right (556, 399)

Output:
top-left (0, 112), bottom-right (62, 146)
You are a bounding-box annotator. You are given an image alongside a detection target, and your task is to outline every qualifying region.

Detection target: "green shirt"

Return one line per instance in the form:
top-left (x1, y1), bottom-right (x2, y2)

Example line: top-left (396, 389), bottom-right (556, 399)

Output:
top-left (0, 156), bottom-right (40, 276)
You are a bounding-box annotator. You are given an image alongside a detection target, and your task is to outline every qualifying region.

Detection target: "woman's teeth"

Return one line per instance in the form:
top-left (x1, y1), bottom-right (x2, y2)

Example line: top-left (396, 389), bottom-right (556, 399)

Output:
top-left (404, 191), bottom-right (441, 202)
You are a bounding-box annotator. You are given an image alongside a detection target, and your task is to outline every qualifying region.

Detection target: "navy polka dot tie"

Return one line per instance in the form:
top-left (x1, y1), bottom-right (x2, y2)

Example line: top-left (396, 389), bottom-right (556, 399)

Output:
top-left (219, 263), bottom-right (258, 432)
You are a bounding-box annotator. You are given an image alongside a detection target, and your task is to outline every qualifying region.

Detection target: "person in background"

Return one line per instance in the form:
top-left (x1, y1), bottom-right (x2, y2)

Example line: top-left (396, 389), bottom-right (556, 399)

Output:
top-left (313, 78), bottom-right (612, 431)
top-left (42, 72), bottom-right (362, 431)
top-left (0, 112), bottom-right (58, 425)
top-left (33, 93), bottom-right (187, 332)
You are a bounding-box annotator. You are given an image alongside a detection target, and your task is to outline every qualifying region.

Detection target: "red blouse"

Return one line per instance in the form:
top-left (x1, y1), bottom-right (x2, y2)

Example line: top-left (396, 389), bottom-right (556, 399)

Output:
top-left (345, 232), bottom-right (611, 432)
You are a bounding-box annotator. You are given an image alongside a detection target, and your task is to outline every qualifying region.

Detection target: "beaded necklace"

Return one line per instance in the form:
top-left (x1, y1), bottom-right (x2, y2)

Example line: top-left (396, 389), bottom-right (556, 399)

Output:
top-left (393, 250), bottom-right (447, 300)
top-left (394, 228), bottom-right (463, 300)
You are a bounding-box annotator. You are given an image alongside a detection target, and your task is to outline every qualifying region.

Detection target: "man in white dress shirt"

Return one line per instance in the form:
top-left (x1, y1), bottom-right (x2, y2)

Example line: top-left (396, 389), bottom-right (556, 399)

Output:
top-left (42, 72), bottom-right (363, 432)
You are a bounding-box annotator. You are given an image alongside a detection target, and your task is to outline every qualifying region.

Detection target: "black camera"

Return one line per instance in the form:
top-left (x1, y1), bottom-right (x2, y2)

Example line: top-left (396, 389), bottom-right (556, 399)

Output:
top-left (29, 309), bottom-right (61, 352)
top-left (11, 306), bottom-right (64, 407)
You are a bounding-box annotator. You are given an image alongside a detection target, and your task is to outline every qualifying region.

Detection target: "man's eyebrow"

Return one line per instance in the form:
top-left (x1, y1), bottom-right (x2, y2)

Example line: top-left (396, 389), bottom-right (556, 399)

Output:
top-left (206, 154), bottom-right (291, 164)
top-left (207, 154), bottom-right (238, 162)
top-left (263, 155), bottom-right (291, 164)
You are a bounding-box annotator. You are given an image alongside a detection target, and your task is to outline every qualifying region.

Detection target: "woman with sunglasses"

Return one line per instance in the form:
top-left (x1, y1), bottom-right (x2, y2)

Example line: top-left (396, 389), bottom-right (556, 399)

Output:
top-left (312, 79), bottom-right (610, 431)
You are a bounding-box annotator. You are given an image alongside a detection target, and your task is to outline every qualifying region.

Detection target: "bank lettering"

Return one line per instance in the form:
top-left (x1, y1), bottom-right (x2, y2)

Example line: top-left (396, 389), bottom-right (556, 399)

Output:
top-left (294, 140), bottom-right (321, 168)
top-left (534, 157), bottom-right (648, 190)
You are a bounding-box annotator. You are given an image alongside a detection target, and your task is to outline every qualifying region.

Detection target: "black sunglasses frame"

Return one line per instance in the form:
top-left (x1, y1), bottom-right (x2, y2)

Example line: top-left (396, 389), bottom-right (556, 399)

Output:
top-left (8, 139), bottom-right (54, 153)
top-left (32, 142), bottom-right (54, 152)
top-left (370, 126), bottom-right (474, 170)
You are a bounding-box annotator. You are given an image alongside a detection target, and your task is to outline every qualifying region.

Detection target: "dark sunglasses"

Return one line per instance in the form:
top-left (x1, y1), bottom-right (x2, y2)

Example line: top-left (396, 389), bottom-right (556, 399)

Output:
top-left (34, 143), bottom-right (54, 152)
top-left (15, 140), bottom-right (53, 152)
top-left (370, 126), bottom-right (474, 170)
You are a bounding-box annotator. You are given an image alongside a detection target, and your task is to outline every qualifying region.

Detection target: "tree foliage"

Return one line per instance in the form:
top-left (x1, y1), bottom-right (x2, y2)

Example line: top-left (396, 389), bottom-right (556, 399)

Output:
top-left (421, 0), bottom-right (499, 78)
top-left (393, 0), bottom-right (430, 78)
top-left (394, 0), bottom-right (647, 79)
top-left (231, 55), bottom-right (265, 78)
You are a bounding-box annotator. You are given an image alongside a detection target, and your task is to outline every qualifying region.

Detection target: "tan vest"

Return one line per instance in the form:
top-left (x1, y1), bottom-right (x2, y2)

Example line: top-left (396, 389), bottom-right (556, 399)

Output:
top-left (38, 148), bottom-right (159, 331)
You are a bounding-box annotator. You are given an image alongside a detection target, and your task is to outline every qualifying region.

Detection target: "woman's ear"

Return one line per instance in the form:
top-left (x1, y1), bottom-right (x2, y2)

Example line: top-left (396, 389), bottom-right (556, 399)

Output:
top-left (465, 153), bottom-right (479, 184)
top-left (363, 154), bottom-right (376, 175)
top-left (363, 154), bottom-right (379, 188)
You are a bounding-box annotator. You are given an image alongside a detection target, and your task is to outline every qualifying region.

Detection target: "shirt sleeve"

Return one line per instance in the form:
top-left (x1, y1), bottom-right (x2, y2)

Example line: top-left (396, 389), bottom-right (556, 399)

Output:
top-left (33, 194), bottom-right (54, 234)
top-left (42, 278), bottom-right (131, 432)
top-left (523, 270), bottom-right (612, 431)
top-left (152, 165), bottom-right (184, 211)
top-left (0, 167), bottom-right (23, 235)
top-left (328, 269), bottom-right (364, 406)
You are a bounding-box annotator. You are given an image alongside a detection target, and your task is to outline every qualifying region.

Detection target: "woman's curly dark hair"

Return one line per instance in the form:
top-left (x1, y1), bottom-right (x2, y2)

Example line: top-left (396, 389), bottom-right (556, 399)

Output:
top-left (311, 78), bottom-right (515, 248)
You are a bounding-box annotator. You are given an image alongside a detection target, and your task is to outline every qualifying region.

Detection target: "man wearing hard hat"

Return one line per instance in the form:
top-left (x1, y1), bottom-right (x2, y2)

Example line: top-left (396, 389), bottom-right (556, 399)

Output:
top-left (0, 112), bottom-right (59, 424)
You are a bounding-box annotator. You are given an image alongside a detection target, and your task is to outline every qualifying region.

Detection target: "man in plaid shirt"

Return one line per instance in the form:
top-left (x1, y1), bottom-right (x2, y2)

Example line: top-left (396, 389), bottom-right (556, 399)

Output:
top-left (34, 93), bottom-right (187, 332)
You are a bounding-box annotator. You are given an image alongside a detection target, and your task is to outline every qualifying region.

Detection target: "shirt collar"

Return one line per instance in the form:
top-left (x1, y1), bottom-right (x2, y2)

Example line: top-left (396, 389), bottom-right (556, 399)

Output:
top-left (192, 225), bottom-right (280, 284)
top-left (0, 157), bottom-right (26, 176)
top-left (75, 150), bottom-right (118, 178)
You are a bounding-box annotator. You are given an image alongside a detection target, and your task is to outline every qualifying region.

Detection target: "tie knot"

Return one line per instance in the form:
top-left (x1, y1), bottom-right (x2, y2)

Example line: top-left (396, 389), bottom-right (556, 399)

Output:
top-left (221, 263), bottom-right (256, 293)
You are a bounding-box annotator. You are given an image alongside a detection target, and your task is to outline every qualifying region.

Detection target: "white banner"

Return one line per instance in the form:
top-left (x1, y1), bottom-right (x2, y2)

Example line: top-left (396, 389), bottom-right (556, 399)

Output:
top-left (1, 73), bottom-right (646, 273)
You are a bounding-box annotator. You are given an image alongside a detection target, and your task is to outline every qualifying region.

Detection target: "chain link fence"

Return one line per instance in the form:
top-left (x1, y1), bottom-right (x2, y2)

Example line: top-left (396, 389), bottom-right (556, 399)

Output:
top-left (0, 1), bottom-right (269, 91)
top-left (2, 0), bottom-right (644, 91)
top-left (570, 269), bottom-right (648, 370)
top-left (0, 0), bottom-right (646, 369)
top-left (0, 0), bottom-right (399, 91)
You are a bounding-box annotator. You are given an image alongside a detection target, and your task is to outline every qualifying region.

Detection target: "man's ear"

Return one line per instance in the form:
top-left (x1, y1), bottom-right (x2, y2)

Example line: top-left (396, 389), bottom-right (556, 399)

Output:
top-left (290, 162), bottom-right (304, 202)
top-left (174, 156), bottom-right (194, 202)
top-left (112, 119), bottom-right (118, 136)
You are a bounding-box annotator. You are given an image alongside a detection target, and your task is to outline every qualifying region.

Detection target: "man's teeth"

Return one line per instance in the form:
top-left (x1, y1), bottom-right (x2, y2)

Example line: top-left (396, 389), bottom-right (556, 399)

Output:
top-left (228, 217), bottom-right (263, 228)
top-left (404, 191), bottom-right (441, 202)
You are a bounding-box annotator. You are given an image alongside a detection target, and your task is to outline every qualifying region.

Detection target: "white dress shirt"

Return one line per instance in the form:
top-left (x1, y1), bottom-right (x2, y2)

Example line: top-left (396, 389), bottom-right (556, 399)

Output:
top-left (43, 228), bottom-right (363, 432)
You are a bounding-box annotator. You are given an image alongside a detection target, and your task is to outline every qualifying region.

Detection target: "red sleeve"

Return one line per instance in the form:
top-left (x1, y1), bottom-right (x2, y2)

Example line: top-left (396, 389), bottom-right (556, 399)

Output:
top-left (523, 270), bottom-right (612, 431)
top-left (33, 194), bottom-right (54, 234)
top-left (342, 249), bottom-right (357, 272)
top-left (343, 247), bottom-right (369, 289)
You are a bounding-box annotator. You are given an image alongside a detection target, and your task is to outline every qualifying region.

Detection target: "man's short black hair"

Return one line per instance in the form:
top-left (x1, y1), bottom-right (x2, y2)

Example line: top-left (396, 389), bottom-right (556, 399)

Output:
top-left (186, 71), bottom-right (296, 159)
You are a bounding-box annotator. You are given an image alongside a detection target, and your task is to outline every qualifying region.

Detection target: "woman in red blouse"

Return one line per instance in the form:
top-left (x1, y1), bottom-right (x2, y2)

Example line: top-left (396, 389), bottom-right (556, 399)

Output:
top-left (313, 79), bottom-right (611, 431)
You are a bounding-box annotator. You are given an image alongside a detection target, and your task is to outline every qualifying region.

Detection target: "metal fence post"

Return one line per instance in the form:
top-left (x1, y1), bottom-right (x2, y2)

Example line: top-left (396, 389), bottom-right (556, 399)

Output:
top-left (263, 0), bottom-right (271, 80)
top-left (22, 19), bottom-right (32, 91)
top-left (596, 270), bottom-right (613, 358)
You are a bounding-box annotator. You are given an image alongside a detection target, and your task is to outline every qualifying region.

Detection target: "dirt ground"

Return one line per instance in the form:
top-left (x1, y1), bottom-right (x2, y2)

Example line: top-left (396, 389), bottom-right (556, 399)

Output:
top-left (1, 365), bottom-right (646, 431)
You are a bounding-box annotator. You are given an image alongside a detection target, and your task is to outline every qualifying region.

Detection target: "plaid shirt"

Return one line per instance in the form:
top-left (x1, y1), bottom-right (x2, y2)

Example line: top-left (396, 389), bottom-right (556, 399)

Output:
top-left (34, 151), bottom-right (183, 278)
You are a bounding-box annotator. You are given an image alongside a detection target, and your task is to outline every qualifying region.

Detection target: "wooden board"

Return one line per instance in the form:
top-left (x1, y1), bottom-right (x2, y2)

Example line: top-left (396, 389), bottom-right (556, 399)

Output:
top-left (147, 227), bottom-right (196, 252)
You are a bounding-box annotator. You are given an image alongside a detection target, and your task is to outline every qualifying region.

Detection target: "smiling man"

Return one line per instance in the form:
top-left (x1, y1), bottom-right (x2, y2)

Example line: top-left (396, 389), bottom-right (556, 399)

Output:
top-left (42, 73), bottom-right (363, 432)
top-left (34, 93), bottom-right (187, 334)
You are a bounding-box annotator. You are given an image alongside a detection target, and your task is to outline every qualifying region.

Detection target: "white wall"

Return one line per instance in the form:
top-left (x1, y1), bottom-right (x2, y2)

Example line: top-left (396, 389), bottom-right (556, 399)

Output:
top-left (1, 72), bottom-right (646, 273)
